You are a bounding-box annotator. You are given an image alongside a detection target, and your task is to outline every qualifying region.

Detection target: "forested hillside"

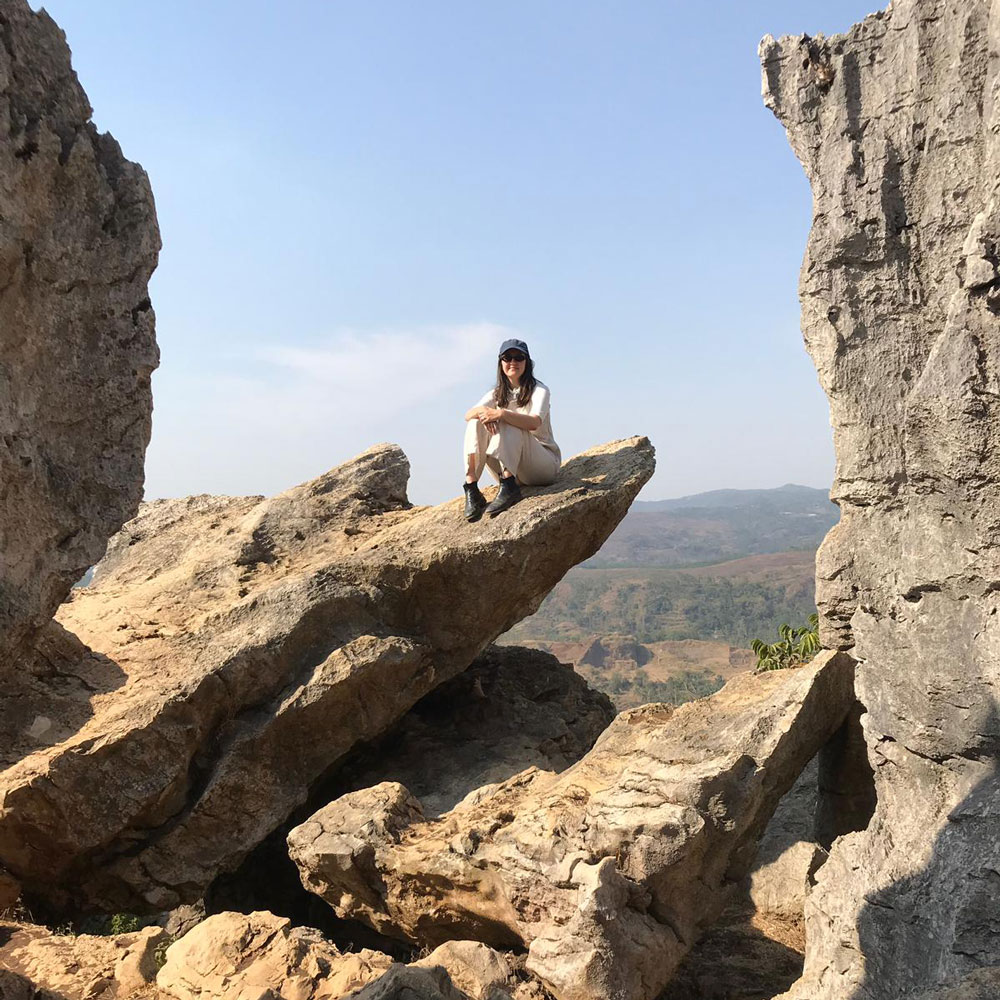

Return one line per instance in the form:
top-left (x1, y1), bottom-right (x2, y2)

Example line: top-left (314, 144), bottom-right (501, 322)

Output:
top-left (506, 550), bottom-right (815, 648)
top-left (586, 484), bottom-right (836, 567)
top-left (504, 486), bottom-right (828, 710)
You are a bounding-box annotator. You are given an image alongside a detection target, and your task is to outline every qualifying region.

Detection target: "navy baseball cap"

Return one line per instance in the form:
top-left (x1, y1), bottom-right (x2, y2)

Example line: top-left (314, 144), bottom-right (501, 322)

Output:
top-left (498, 339), bottom-right (530, 358)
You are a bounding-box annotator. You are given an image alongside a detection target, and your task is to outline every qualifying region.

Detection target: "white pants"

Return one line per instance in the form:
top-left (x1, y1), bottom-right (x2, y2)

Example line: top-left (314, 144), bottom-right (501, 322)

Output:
top-left (464, 419), bottom-right (560, 486)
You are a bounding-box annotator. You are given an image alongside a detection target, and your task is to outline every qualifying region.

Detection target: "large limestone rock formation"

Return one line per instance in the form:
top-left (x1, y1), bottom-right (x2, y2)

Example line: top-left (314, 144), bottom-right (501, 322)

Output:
top-left (289, 652), bottom-right (855, 1000)
top-left (0, 438), bottom-right (652, 913)
top-left (762, 2), bottom-right (1000, 995)
top-left (0, 0), bottom-right (159, 676)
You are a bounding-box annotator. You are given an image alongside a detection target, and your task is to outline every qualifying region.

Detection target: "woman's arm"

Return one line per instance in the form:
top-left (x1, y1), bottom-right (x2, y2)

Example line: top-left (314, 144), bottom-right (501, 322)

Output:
top-left (499, 409), bottom-right (542, 431)
top-left (465, 404), bottom-right (541, 431)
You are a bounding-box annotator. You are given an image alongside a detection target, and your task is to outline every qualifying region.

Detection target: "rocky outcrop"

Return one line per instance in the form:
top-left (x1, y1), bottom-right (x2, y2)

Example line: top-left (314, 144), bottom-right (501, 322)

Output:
top-left (156, 910), bottom-right (394, 1000)
top-left (658, 762), bottom-right (820, 1000)
top-left (0, 438), bottom-right (652, 913)
top-left (289, 652), bottom-right (855, 1000)
top-left (207, 643), bottom-right (615, 924)
top-left (0, 0), bottom-right (159, 678)
top-left (353, 941), bottom-right (550, 1000)
top-left (762, 2), bottom-right (1000, 995)
top-left (0, 910), bottom-right (542, 1000)
top-left (0, 919), bottom-right (167, 999)
top-left (156, 911), bottom-right (547, 1000)
top-left (578, 635), bottom-right (650, 670)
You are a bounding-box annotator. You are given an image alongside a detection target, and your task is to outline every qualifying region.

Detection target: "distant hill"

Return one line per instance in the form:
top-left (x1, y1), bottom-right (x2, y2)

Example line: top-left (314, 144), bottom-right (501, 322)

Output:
top-left (584, 484), bottom-right (837, 568)
top-left (505, 485), bottom-right (831, 711)
top-left (506, 551), bottom-right (817, 649)
top-left (635, 483), bottom-right (831, 513)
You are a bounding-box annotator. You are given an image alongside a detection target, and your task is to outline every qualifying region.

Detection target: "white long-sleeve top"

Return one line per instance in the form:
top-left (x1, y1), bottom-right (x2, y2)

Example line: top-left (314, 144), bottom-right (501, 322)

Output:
top-left (476, 380), bottom-right (561, 463)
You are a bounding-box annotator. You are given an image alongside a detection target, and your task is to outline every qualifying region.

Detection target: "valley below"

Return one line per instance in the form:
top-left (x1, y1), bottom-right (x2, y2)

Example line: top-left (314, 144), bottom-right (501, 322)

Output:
top-left (503, 488), bottom-right (828, 709)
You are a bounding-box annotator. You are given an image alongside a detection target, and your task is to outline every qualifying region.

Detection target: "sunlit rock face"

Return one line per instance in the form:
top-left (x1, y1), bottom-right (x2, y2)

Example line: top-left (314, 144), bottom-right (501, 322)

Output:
top-left (0, 0), bottom-right (160, 678)
top-left (289, 652), bottom-right (855, 1000)
top-left (0, 438), bottom-right (653, 913)
top-left (763, 2), bottom-right (1000, 995)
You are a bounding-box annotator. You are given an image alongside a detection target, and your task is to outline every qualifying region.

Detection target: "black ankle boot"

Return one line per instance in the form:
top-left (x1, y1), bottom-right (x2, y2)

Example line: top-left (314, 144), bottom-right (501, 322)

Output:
top-left (463, 482), bottom-right (487, 522)
top-left (484, 476), bottom-right (522, 517)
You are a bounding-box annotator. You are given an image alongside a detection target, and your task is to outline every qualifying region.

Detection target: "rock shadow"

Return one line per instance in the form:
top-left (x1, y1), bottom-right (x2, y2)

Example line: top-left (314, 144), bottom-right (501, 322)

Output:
top-left (0, 968), bottom-right (71, 1000)
top-left (207, 645), bottom-right (611, 956)
top-left (849, 703), bottom-right (1000, 998)
top-left (0, 620), bottom-right (127, 769)
top-left (659, 903), bottom-right (804, 1000)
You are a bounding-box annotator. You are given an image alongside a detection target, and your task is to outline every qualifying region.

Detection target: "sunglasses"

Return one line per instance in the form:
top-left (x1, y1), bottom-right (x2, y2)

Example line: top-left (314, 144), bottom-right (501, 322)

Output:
top-left (500, 353), bottom-right (526, 364)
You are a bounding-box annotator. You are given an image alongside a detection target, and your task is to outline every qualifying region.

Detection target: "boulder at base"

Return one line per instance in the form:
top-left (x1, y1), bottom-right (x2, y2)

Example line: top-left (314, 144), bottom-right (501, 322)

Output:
top-left (289, 652), bottom-right (855, 1000)
top-left (156, 910), bottom-right (393, 1000)
top-left (0, 438), bottom-right (653, 912)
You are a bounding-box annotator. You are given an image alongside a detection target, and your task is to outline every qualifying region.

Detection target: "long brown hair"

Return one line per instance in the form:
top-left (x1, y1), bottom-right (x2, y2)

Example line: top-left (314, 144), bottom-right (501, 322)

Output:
top-left (493, 356), bottom-right (537, 409)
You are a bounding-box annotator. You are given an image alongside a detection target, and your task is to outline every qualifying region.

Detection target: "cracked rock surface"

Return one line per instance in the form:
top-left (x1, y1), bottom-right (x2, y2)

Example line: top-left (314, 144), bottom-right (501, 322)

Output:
top-left (289, 651), bottom-right (855, 1000)
top-left (0, 0), bottom-right (159, 679)
top-left (763, 1), bottom-right (1000, 995)
top-left (156, 911), bottom-right (550, 1000)
top-left (0, 438), bottom-right (652, 913)
top-left (156, 910), bottom-right (394, 1000)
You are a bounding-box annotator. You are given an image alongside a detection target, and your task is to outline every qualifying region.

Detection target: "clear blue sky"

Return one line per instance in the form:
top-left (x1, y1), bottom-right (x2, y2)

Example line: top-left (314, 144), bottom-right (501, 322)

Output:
top-left (41, 0), bottom-right (882, 505)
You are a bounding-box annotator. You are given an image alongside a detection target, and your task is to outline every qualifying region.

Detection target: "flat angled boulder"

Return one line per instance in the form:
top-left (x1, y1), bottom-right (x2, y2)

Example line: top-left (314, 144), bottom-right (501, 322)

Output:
top-left (288, 651), bottom-right (855, 1000)
top-left (0, 0), bottom-right (159, 677)
top-left (0, 438), bottom-right (653, 912)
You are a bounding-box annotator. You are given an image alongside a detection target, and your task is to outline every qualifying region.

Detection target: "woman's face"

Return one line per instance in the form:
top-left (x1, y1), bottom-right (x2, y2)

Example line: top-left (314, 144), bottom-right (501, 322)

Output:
top-left (501, 352), bottom-right (526, 384)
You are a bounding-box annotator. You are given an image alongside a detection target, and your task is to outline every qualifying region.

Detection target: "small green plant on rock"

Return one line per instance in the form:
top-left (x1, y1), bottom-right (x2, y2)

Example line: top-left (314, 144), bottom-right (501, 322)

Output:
top-left (154, 935), bottom-right (174, 970)
top-left (751, 613), bottom-right (821, 672)
top-left (109, 912), bottom-right (141, 935)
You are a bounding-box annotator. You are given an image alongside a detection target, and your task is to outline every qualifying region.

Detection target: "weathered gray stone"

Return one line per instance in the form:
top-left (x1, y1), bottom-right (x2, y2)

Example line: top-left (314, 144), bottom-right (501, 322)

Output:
top-left (289, 653), bottom-right (855, 1000)
top-left (912, 968), bottom-right (1000, 1000)
top-left (0, 0), bottom-right (159, 677)
top-left (0, 438), bottom-right (652, 913)
top-left (762, 2), bottom-right (1000, 995)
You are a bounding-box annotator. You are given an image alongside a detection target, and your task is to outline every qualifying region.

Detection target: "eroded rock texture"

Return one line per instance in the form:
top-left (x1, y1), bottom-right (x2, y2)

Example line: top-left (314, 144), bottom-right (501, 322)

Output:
top-left (0, 438), bottom-right (652, 913)
top-left (0, 918), bottom-right (167, 999)
top-left (207, 643), bottom-right (615, 929)
top-left (156, 910), bottom-right (394, 1000)
top-left (156, 911), bottom-right (546, 1000)
top-left (0, 0), bottom-right (159, 676)
top-left (763, 2), bottom-right (1000, 995)
top-left (289, 652), bottom-right (855, 1000)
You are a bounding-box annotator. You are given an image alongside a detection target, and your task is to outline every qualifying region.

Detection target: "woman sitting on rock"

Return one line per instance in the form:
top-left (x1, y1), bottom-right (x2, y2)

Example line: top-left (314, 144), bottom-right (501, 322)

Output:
top-left (462, 339), bottom-right (561, 521)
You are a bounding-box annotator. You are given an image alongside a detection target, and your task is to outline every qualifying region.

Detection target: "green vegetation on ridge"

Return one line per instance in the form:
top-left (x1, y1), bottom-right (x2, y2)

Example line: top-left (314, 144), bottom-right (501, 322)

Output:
top-left (507, 561), bottom-right (817, 649)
